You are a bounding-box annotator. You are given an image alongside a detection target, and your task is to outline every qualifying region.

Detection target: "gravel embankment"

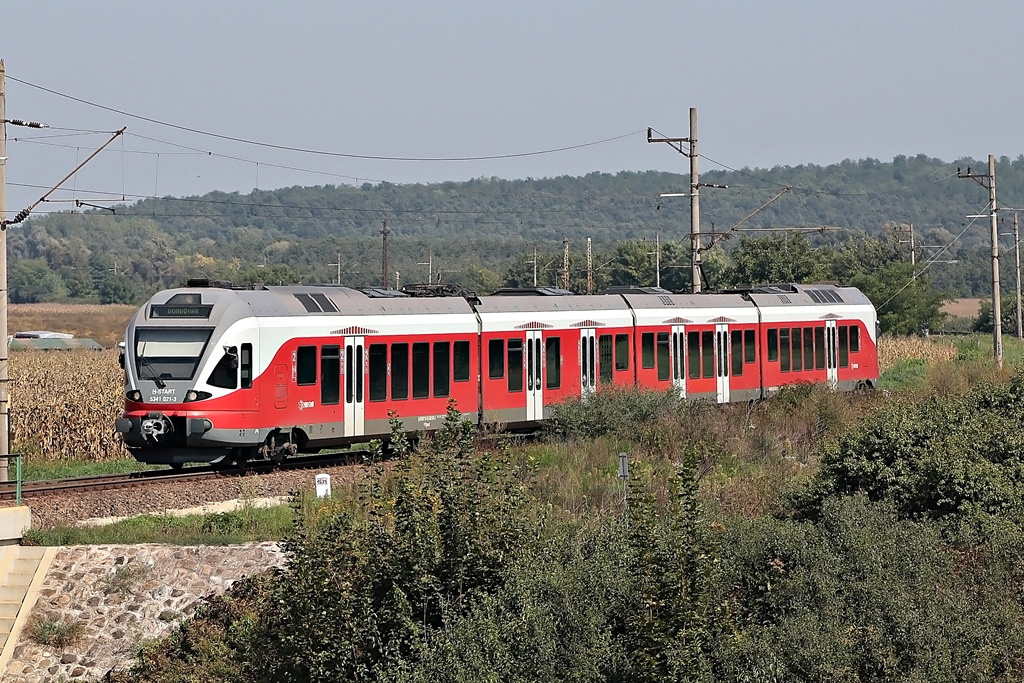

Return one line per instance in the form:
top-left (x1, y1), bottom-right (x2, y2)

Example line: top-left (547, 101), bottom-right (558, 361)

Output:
top-left (25, 462), bottom-right (381, 528)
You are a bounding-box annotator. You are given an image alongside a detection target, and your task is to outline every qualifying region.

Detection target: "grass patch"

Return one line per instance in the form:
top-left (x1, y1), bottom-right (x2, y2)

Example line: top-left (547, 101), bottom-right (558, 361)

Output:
top-left (24, 501), bottom-right (298, 546)
top-left (21, 457), bottom-right (163, 482)
top-left (99, 562), bottom-right (152, 597)
top-left (879, 358), bottom-right (928, 390)
top-left (29, 618), bottom-right (84, 648)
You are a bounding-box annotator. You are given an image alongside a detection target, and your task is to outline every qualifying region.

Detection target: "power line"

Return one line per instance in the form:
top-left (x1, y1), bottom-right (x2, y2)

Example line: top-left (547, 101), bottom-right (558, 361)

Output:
top-left (7, 74), bottom-right (644, 162)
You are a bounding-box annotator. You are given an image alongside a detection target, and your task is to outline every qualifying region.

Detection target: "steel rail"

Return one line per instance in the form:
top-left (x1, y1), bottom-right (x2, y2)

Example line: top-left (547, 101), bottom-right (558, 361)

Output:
top-left (0, 451), bottom-right (374, 501)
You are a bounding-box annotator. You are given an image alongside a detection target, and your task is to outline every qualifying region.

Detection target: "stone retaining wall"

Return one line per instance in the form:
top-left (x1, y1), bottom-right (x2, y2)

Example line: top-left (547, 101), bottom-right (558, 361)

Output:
top-left (3, 543), bottom-right (285, 682)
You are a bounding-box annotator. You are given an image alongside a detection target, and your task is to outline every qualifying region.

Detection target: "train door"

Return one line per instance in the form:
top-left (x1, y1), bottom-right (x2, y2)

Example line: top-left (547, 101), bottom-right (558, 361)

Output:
top-left (526, 330), bottom-right (544, 421)
top-left (671, 325), bottom-right (686, 398)
top-left (343, 336), bottom-right (365, 437)
top-left (715, 324), bottom-right (731, 403)
top-left (580, 328), bottom-right (596, 397)
top-left (825, 320), bottom-right (838, 389)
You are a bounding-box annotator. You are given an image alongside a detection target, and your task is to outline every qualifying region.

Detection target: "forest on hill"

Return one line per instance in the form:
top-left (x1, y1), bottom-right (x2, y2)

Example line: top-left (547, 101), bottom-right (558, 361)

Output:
top-left (7, 154), bottom-right (1024, 316)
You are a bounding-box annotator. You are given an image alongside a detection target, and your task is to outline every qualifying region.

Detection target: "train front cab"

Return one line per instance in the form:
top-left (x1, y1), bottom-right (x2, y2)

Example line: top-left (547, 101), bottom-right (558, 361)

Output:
top-left (117, 288), bottom-right (264, 465)
top-left (475, 293), bottom-right (634, 427)
top-left (623, 292), bottom-right (760, 403)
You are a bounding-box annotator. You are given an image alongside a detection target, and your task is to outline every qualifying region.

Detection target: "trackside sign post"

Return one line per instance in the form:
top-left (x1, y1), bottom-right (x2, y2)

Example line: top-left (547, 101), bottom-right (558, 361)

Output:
top-left (315, 473), bottom-right (332, 498)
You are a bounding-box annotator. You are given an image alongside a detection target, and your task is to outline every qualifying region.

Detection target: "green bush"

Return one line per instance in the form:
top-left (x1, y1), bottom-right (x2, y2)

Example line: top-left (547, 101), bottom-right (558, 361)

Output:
top-left (714, 496), bottom-right (1024, 682)
top-left (545, 388), bottom-right (683, 442)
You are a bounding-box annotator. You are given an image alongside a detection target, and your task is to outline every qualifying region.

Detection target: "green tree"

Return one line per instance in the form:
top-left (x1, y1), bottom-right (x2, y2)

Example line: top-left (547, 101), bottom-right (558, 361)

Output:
top-left (973, 297), bottom-right (1018, 333)
top-left (8, 259), bottom-right (67, 303)
top-left (98, 274), bottom-right (140, 304)
top-left (58, 266), bottom-right (97, 300)
top-left (725, 234), bottom-right (832, 287)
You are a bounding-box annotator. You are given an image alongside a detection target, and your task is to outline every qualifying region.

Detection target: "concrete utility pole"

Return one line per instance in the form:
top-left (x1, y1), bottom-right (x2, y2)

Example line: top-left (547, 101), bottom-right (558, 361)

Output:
top-left (586, 237), bottom-right (594, 295)
top-left (418, 252), bottom-right (433, 283)
top-left (327, 253), bottom-right (342, 285)
top-left (562, 238), bottom-right (570, 290)
top-left (526, 246), bottom-right (538, 287)
top-left (689, 108), bottom-right (699, 292)
top-left (1004, 212), bottom-right (1023, 339)
top-left (646, 234), bottom-right (661, 288)
top-left (958, 156), bottom-right (1003, 367)
top-left (0, 61), bottom-right (8, 480)
top-left (648, 108), bottom-right (727, 293)
top-left (1015, 213), bottom-right (1022, 339)
top-left (897, 223), bottom-right (916, 267)
top-left (380, 220), bottom-right (390, 289)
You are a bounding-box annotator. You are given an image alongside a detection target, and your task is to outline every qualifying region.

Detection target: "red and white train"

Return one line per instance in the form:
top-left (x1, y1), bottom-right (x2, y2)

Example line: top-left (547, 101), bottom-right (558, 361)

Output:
top-left (116, 281), bottom-right (879, 466)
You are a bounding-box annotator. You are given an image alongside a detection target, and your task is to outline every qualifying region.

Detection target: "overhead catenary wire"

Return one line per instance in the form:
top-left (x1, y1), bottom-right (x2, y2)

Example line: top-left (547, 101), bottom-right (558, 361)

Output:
top-left (7, 74), bottom-right (644, 162)
top-left (875, 201), bottom-right (989, 313)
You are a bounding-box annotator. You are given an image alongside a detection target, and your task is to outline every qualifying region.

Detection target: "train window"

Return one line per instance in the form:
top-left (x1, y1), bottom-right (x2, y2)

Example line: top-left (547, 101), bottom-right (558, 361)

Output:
top-left (599, 335), bottom-right (613, 385)
top-left (839, 326), bottom-right (850, 368)
top-left (208, 348), bottom-right (238, 389)
top-left (656, 332), bottom-right (670, 381)
top-left (731, 330), bottom-right (743, 377)
top-left (345, 346), bottom-right (354, 403)
top-left (321, 346), bottom-right (340, 405)
top-left (615, 334), bottom-right (630, 371)
top-left (641, 332), bottom-right (655, 369)
top-left (779, 328), bottom-right (790, 372)
top-left (412, 342), bottom-right (430, 399)
top-left (434, 342), bottom-right (450, 398)
top-left (767, 328), bottom-right (779, 362)
top-left (508, 338), bottom-right (523, 392)
top-left (489, 339), bottom-right (505, 379)
top-left (297, 346), bottom-right (317, 385)
top-left (240, 344), bottom-right (252, 388)
top-left (391, 343), bottom-right (409, 400)
top-left (672, 332), bottom-right (683, 380)
top-left (453, 341), bottom-right (471, 382)
top-left (369, 344), bottom-right (388, 401)
top-left (356, 345), bottom-right (363, 403)
top-left (702, 331), bottom-right (715, 378)
top-left (688, 331), bottom-right (701, 380)
top-left (850, 325), bottom-right (860, 353)
top-left (804, 327), bottom-right (814, 372)
top-left (815, 327), bottom-right (826, 370)
top-left (791, 328), bottom-right (803, 372)
top-left (135, 327), bottom-right (213, 381)
top-left (546, 337), bottom-right (561, 389)
top-left (744, 330), bottom-right (755, 364)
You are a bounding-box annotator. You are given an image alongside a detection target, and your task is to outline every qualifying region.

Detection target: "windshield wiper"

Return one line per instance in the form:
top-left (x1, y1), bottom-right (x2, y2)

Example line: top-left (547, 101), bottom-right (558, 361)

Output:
top-left (137, 355), bottom-right (167, 389)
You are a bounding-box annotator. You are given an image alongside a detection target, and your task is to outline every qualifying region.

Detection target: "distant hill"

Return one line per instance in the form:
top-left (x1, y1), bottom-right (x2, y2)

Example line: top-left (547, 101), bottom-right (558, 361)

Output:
top-left (9, 154), bottom-right (1024, 300)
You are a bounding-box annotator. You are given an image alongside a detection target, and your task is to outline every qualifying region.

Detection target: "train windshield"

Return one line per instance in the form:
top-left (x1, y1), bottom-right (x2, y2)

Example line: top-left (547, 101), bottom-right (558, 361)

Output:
top-left (135, 328), bottom-right (213, 382)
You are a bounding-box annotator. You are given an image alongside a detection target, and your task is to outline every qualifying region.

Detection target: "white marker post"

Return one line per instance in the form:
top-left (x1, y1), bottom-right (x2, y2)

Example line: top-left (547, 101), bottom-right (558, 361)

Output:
top-left (315, 473), bottom-right (332, 498)
top-left (618, 452), bottom-right (629, 509)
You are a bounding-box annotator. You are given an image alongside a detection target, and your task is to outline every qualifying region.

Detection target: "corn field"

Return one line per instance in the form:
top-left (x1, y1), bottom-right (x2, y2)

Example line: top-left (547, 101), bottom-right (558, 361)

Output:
top-left (877, 335), bottom-right (957, 373)
top-left (10, 349), bottom-right (128, 462)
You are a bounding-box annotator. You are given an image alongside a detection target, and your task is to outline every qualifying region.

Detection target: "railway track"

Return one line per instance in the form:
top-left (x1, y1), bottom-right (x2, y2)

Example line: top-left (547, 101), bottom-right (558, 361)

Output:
top-left (0, 451), bottom-right (370, 501)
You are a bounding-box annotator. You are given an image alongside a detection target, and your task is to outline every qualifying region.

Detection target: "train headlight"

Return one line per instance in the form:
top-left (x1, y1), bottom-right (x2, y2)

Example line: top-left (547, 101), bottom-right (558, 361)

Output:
top-left (126, 390), bottom-right (142, 402)
top-left (184, 390), bottom-right (212, 403)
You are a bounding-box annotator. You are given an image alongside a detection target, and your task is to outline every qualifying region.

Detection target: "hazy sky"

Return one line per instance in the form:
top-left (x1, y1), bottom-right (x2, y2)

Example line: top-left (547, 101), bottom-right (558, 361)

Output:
top-left (3, 1), bottom-right (1024, 216)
